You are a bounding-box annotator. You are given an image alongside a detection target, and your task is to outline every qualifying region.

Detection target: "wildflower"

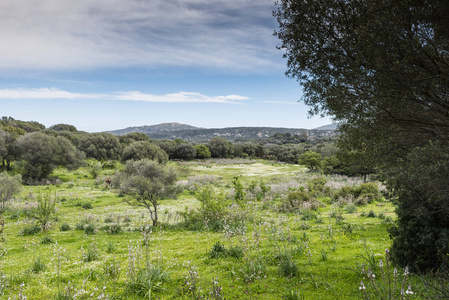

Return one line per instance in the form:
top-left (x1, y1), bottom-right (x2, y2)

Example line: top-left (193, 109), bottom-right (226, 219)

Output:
top-left (403, 266), bottom-right (410, 276)
top-left (405, 284), bottom-right (413, 295)
top-left (394, 268), bottom-right (398, 277)
top-left (379, 259), bottom-right (383, 267)
top-left (359, 281), bottom-right (366, 290)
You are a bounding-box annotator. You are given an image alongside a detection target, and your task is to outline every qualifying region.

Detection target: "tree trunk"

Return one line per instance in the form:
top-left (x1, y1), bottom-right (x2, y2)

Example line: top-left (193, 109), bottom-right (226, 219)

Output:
top-left (152, 201), bottom-right (158, 226)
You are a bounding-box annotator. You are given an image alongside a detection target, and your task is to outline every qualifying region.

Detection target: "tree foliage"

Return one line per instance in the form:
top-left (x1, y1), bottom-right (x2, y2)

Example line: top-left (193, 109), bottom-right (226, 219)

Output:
top-left (78, 132), bottom-right (122, 161)
top-left (122, 141), bottom-right (168, 164)
top-left (298, 151), bottom-right (321, 171)
top-left (207, 137), bottom-right (234, 158)
top-left (115, 159), bottom-right (181, 226)
top-left (174, 143), bottom-right (197, 160)
top-left (48, 124), bottom-right (77, 132)
top-left (0, 172), bottom-right (21, 215)
top-left (15, 132), bottom-right (84, 181)
top-left (275, 0), bottom-right (449, 270)
top-left (388, 142), bottom-right (449, 271)
top-left (194, 144), bottom-right (211, 159)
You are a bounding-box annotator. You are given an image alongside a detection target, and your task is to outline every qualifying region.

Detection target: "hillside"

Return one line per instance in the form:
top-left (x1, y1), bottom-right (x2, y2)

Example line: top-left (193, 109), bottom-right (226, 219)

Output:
top-left (107, 122), bottom-right (201, 136)
top-left (148, 126), bottom-right (335, 142)
top-left (108, 123), bottom-right (336, 142)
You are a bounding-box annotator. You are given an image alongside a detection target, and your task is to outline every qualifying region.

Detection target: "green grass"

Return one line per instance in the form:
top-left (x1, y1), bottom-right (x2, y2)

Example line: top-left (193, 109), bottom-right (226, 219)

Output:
top-left (0, 159), bottom-right (429, 299)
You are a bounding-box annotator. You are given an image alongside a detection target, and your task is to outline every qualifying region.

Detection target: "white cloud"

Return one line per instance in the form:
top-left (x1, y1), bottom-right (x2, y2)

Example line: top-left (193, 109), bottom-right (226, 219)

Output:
top-left (0, 87), bottom-right (249, 104)
top-left (0, 0), bottom-right (282, 72)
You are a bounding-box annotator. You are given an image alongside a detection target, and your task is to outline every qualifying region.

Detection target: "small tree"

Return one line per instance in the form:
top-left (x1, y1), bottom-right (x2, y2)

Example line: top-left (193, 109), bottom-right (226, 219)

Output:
top-left (86, 160), bottom-right (103, 179)
top-left (115, 159), bottom-right (181, 226)
top-left (194, 144), bottom-right (211, 159)
top-left (32, 192), bottom-right (57, 231)
top-left (298, 151), bottom-right (322, 171)
top-left (0, 172), bottom-right (21, 215)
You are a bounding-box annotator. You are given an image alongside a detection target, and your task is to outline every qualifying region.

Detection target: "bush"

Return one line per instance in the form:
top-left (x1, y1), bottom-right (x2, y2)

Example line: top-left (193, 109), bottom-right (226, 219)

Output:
top-left (181, 185), bottom-right (229, 231)
top-left (60, 223), bottom-right (71, 231)
top-left (209, 242), bottom-right (228, 259)
top-left (82, 244), bottom-right (100, 262)
top-left (30, 257), bottom-right (46, 273)
top-left (75, 223), bottom-right (85, 230)
top-left (102, 224), bottom-right (122, 235)
top-left (307, 177), bottom-right (329, 196)
top-left (127, 266), bottom-right (170, 296)
top-left (40, 235), bottom-right (54, 244)
top-left (279, 256), bottom-right (299, 277)
top-left (228, 245), bottom-right (244, 259)
top-left (85, 224), bottom-right (96, 235)
top-left (21, 224), bottom-right (41, 236)
top-left (81, 203), bottom-right (92, 209)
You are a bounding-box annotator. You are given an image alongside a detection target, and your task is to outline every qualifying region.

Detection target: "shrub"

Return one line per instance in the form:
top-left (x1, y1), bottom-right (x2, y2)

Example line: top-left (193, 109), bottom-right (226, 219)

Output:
top-left (228, 245), bottom-right (244, 259)
top-left (60, 223), bottom-right (71, 231)
top-left (102, 224), bottom-right (122, 235)
top-left (84, 224), bottom-right (96, 235)
top-left (240, 256), bottom-right (267, 283)
top-left (367, 210), bottom-right (377, 218)
top-left (30, 257), bottom-right (46, 273)
top-left (345, 204), bottom-right (357, 213)
top-left (81, 203), bottom-right (92, 209)
top-left (127, 266), bottom-right (170, 296)
top-left (21, 224), bottom-right (41, 236)
top-left (75, 223), bottom-right (85, 230)
top-left (209, 242), bottom-right (227, 259)
top-left (278, 191), bottom-right (311, 213)
top-left (40, 235), bottom-right (54, 244)
top-left (279, 256), bottom-right (299, 277)
top-left (82, 244), bottom-right (100, 262)
top-left (32, 192), bottom-right (57, 231)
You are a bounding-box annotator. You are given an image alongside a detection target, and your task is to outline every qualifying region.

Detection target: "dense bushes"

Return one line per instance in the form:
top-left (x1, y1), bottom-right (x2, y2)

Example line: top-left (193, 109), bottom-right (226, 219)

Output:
top-left (388, 142), bottom-right (449, 271)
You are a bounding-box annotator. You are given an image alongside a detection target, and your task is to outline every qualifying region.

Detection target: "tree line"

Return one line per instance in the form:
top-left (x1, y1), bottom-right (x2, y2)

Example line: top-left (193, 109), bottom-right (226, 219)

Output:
top-left (1, 116), bottom-right (366, 182)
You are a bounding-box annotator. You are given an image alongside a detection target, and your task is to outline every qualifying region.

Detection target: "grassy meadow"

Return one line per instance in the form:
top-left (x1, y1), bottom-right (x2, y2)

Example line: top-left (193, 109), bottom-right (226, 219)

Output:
top-left (0, 159), bottom-right (419, 299)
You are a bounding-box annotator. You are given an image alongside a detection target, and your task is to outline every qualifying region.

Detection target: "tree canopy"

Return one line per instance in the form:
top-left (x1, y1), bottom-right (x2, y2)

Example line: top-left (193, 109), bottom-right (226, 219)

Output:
top-left (275, 0), bottom-right (449, 162)
top-left (275, 0), bottom-right (449, 271)
top-left (114, 159), bottom-right (181, 226)
top-left (15, 132), bottom-right (84, 181)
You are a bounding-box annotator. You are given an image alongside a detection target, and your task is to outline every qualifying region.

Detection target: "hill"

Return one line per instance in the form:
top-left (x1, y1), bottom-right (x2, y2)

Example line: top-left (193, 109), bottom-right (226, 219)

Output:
top-left (108, 123), bottom-right (336, 142)
top-left (107, 122), bottom-right (201, 136)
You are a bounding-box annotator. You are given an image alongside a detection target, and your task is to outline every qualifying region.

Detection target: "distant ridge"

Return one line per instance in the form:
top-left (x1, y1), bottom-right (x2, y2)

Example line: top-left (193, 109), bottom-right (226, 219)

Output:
top-left (314, 123), bottom-right (338, 130)
top-left (107, 123), bottom-right (336, 142)
top-left (107, 122), bottom-right (201, 136)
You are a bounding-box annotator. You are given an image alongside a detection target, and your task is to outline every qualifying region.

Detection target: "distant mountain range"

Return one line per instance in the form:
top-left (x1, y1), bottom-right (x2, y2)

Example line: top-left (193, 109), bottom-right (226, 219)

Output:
top-left (107, 122), bottom-right (337, 142)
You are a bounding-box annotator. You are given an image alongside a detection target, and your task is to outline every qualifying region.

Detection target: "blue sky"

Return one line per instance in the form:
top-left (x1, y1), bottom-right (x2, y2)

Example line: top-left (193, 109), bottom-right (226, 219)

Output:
top-left (0, 0), bottom-right (331, 132)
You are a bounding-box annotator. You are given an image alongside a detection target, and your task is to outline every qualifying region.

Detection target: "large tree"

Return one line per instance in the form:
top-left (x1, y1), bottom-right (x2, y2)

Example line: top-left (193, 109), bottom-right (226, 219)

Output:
top-left (78, 132), bottom-right (122, 161)
top-left (121, 141), bottom-right (168, 164)
top-left (15, 132), bottom-right (84, 181)
top-left (275, 0), bottom-right (449, 270)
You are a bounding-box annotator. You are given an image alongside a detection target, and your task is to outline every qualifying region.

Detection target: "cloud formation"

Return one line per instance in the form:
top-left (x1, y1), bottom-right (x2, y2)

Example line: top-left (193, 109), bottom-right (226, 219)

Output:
top-left (0, 87), bottom-right (249, 104)
top-left (0, 0), bottom-right (281, 72)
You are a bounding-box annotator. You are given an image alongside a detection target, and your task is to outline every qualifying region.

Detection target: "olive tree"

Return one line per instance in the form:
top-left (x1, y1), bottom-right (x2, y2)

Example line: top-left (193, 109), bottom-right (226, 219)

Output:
top-left (114, 159), bottom-right (182, 226)
top-left (78, 132), bottom-right (122, 161)
top-left (121, 141), bottom-right (168, 164)
top-left (298, 151), bottom-right (322, 171)
top-left (15, 132), bottom-right (84, 181)
top-left (275, 0), bottom-right (449, 270)
top-left (207, 137), bottom-right (234, 158)
top-left (0, 172), bottom-right (21, 215)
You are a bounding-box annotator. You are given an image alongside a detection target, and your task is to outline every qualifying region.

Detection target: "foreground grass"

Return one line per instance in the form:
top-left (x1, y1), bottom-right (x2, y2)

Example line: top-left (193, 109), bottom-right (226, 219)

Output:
top-left (0, 160), bottom-right (420, 299)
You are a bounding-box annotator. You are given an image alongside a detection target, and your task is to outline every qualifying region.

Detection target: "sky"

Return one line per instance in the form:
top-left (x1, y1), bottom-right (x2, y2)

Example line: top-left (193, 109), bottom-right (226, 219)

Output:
top-left (0, 0), bottom-right (331, 132)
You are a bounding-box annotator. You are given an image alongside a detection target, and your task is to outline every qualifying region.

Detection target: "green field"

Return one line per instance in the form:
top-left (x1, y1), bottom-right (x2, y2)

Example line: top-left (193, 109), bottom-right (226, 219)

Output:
top-left (0, 160), bottom-right (420, 299)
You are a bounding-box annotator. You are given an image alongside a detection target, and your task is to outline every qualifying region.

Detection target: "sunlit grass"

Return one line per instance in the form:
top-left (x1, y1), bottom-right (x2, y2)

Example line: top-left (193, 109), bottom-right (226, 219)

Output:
top-left (0, 160), bottom-right (403, 299)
